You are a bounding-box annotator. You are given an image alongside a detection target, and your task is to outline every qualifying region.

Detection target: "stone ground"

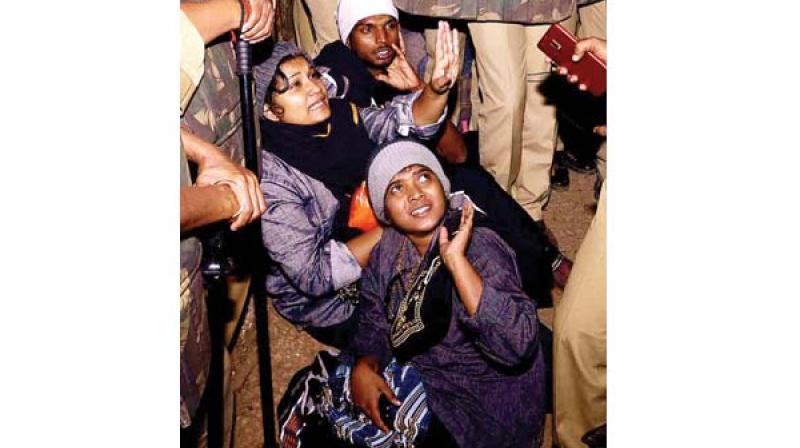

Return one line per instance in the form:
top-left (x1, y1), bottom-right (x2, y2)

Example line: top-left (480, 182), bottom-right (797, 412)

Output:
top-left (228, 168), bottom-right (599, 448)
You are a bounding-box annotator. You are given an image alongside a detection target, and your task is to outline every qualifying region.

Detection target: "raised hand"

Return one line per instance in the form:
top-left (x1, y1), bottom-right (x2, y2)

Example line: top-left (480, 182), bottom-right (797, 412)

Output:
top-left (439, 200), bottom-right (474, 271)
top-left (428, 21), bottom-right (460, 95)
top-left (374, 32), bottom-right (423, 92)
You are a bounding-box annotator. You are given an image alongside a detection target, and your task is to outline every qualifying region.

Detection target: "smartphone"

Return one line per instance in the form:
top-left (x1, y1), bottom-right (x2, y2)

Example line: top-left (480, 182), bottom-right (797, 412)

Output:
top-left (378, 394), bottom-right (395, 429)
top-left (537, 24), bottom-right (606, 96)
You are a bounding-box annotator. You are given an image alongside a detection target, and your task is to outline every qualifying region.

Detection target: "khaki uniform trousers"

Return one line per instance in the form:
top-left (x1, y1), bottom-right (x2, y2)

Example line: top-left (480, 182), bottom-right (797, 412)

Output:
top-left (553, 182), bottom-right (607, 448)
top-left (578, 0), bottom-right (606, 40)
top-left (293, 0), bottom-right (340, 57)
top-left (467, 10), bottom-right (577, 221)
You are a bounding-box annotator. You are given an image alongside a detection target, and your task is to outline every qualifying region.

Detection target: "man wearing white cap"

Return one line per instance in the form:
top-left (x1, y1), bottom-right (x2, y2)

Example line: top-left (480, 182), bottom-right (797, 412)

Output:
top-left (311, 0), bottom-right (574, 297)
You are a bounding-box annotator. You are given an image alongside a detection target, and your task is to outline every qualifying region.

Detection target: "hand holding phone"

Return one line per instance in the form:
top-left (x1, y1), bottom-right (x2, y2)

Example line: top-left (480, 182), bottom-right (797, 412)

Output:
top-left (378, 394), bottom-right (396, 429)
top-left (537, 24), bottom-right (606, 96)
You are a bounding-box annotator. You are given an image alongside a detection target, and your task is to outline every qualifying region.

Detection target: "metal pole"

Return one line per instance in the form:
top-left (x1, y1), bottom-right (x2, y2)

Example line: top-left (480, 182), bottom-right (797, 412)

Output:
top-left (235, 36), bottom-right (277, 448)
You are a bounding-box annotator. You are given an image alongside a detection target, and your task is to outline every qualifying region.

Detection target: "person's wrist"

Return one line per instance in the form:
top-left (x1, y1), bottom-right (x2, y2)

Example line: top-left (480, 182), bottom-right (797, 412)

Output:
top-left (409, 76), bottom-right (423, 91)
top-left (428, 81), bottom-right (450, 96)
top-left (222, 0), bottom-right (244, 31)
top-left (442, 251), bottom-right (467, 270)
top-left (356, 356), bottom-right (380, 372)
top-left (217, 184), bottom-right (240, 218)
top-left (198, 141), bottom-right (227, 167)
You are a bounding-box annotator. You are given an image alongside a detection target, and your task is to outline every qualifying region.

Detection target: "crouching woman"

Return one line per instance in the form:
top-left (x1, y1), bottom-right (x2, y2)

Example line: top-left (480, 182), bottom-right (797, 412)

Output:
top-left (351, 141), bottom-right (547, 447)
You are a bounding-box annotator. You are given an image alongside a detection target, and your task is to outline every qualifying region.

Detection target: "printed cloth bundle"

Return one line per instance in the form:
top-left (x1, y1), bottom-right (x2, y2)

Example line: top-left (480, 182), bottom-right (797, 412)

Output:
top-left (278, 350), bottom-right (431, 448)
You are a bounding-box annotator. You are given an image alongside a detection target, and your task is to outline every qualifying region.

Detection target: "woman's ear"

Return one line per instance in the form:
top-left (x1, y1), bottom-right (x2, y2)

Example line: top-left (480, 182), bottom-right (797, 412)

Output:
top-left (264, 104), bottom-right (282, 122)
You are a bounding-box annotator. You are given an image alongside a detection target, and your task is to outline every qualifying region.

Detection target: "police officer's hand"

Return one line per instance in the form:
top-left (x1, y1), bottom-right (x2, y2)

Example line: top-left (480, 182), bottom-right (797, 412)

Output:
top-left (554, 37), bottom-right (607, 90)
top-left (351, 357), bottom-right (400, 433)
top-left (241, 0), bottom-right (275, 43)
top-left (196, 151), bottom-right (266, 231)
top-left (182, 130), bottom-right (267, 231)
top-left (572, 37), bottom-right (607, 64)
top-left (549, 37), bottom-right (607, 136)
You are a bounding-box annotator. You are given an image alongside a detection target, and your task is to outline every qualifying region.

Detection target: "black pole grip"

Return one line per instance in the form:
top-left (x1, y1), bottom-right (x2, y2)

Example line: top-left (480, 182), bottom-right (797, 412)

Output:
top-left (236, 39), bottom-right (259, 176)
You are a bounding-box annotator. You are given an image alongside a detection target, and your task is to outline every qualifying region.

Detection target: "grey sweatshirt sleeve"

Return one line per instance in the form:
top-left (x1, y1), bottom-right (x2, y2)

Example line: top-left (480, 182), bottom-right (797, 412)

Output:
top-left (260, 160), bottom-right (362, 297)
top-left (358, 90), bottom-right (447, 146)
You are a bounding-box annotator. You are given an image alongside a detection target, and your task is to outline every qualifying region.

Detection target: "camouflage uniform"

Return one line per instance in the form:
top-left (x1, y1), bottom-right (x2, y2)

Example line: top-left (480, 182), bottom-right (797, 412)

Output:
top-left (393, 0), bottom-right (599, 22)
top-left (180, 10), bottom-right (210, 429)
top-left (180, 144), bottom-right (211, 429)
top-left (182, 41), bottom-right (245, 164)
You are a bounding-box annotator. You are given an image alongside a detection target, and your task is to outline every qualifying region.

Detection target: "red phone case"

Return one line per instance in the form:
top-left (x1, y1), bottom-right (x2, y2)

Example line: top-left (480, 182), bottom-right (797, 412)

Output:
top-left (537, 24), bottom-right (606, 96)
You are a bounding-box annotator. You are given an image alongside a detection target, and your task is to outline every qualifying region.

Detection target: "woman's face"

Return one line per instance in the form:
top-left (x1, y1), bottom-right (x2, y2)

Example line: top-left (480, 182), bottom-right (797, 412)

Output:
top-left (266, 56), bottom-right (331, 125)
top-left (384, 164), bottom-right (446, 239)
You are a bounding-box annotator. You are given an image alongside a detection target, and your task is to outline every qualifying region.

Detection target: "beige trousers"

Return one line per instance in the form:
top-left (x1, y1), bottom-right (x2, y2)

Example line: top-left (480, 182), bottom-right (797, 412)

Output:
top-left (578, 0), bottom-right (607, 39)
top-left (553, 182), bottom-right (607, 448)
top-left (293, 0), bottom-right (340, 57)
top-left (468, 12), bottom-right (577, 220)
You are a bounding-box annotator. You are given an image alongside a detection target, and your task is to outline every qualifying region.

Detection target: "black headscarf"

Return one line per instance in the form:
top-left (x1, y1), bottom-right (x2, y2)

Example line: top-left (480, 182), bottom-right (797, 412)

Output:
top-left (314, 40), bottom-right (404, 107)
top-left (260, 99), bottom-right (375, 239)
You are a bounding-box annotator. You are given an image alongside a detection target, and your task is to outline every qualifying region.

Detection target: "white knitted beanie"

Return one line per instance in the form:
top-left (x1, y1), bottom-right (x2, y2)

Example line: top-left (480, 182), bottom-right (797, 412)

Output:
top-left (367, 140), bottom-right (451, 224)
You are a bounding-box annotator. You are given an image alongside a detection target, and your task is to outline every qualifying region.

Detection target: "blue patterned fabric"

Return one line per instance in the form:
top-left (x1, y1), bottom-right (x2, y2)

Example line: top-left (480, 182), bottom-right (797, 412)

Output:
top-left (278, 351), bottom-right (430, 448)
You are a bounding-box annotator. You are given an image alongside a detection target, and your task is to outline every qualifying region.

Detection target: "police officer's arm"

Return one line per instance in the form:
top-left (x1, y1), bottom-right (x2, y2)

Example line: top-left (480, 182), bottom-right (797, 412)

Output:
top-left (181, 128), bottom-right (267, 230)
top-left (180, 0), bottom-right (274, 44)
top-left (180, 184), bottom-right (239, 232)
